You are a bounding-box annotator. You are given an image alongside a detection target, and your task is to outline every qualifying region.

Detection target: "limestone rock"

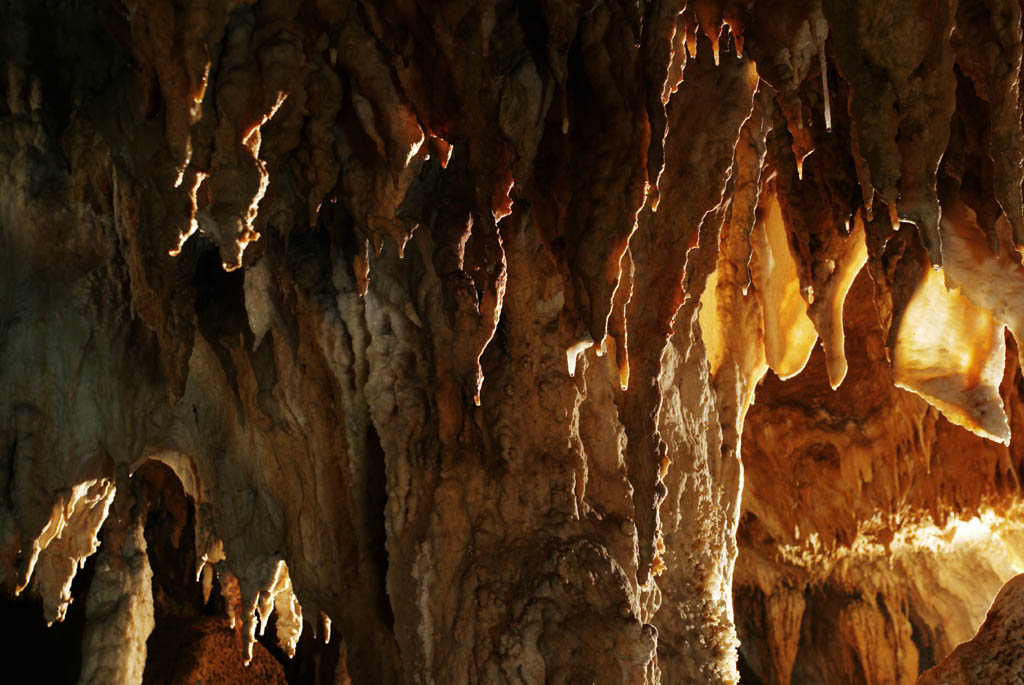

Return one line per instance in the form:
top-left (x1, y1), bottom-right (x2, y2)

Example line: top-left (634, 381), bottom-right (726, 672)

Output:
top-left (5, 1), bottom-right (1024, 684)
top-left (918, 573), bottom-right (1024, 684)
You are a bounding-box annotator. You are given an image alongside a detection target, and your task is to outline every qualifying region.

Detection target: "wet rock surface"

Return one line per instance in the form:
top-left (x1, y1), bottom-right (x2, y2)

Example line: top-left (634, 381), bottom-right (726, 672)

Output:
top-left (4, 1), bottom-right (1024, 683)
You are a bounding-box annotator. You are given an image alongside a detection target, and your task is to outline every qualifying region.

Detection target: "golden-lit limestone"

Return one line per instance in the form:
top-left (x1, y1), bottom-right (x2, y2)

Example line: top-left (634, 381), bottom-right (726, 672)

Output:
top-left (736, 255), bottom-right (1024, 682)
top-left (167, 170), bottom-right (208, 257)
top-left (555, 5), bottom-right (651, 349)
top-left (254, 560), bottom-right (303, 660)
top-left (940, 200), bottom-right (1024, 358)
top-left (764, 588), bottom-right (805, 685)
top-left (239, 558), bottom-right (305, 664)
top-left (892, 266), bottom-right (1010, 444)
top-left (201, 562), bottom-right (214, 604)
top-left (740, 506), bottom-right (1024, 683)
top-left (129, 0), bottom-right (229, 173)
top-left (697, 231), bottom-right (768, 422)
top-left (919, 572), bottom-right (1024, 684)
top-left (622, 39), bottom-right (757, 593)
top-left (811, 217), bottom-right (868, 389)
top-left (566, 334), bottom-right (595, 378)
top-left (135, 444), bottom-right (313, 667)
top-left (823, 0), bottom-right (958, 266)
top-left (698, 89), bottom-right (772, 436)
top-left (243, 257), bottom-right (275, 350)
top-left (336, 10), bottom-right (432, 254)
top-left (744, 2), bottom-right (827, 180)
top-left (838, 596), bottom-right (918, 685)
top-left (15, 478), bottom-right (116, 625)
top-left (750, 191), bottom-right (819, 380)
top-left (219, 90), bottom-right (290, 272)
top-left (13, 0), bottom-right (1024, 682)
top-left (698, 267), bottom-right (727, 378)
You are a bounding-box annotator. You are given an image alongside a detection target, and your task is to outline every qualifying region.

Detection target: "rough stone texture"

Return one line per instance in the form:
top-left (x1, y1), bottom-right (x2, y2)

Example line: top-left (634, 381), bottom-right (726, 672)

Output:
top-left (78, 503), bottom-right (154, 684)
top-left (918, 573), bottom-right (1024, 685)
top-left (5, 1), bottom-right (1024, 684)
top-left (143, 616), bottom-right (288, 684)
top-left (735, 272), bottom-right (1024, 683)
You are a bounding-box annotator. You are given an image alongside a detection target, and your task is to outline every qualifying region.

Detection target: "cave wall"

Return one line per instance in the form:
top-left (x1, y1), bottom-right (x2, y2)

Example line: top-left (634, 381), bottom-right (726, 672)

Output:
top-left (4, 0), bottom-right (1024, 683)
top-left (735, 270), bottom-right (1024, 684)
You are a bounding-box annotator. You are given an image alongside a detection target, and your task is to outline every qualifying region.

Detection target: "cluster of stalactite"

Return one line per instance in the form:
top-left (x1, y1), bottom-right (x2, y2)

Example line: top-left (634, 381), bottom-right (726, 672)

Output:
top-left (4, 0), bottom-right (1024, 683)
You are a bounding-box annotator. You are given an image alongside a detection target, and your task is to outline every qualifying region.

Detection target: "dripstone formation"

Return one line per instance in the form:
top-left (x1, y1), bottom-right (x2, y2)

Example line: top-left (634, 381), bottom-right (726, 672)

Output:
top-left (4, 0), bottom-right (1024, 682)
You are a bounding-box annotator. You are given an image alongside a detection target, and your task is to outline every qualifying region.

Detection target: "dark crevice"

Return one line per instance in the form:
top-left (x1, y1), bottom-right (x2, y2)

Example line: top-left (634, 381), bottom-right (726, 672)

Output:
top-left (4, 434), bottom-right (15, 503)
top-left (140, 459), bottom-right (287, 683)
top-left (256, 612), bottom-right (343, 685)
top-left (909, 607), bottom-right (937, 674)
top-left (365, 421), bottom-right (395, 632)
top-left (193, 241), bottom-right (249, 419)
top-left (737, 647), bottom-right (765, 684)
top-left (0, 549), bottom-right (95, 684)
top-left (138, 460), bottom-right (211, 623)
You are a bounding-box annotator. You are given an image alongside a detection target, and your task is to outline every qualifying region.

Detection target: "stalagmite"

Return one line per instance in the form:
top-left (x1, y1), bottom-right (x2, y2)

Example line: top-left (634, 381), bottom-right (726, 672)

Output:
top-left (8, 1), bottom-right (1024, 683)
top-left (78, 510), bottom-right (155, 685)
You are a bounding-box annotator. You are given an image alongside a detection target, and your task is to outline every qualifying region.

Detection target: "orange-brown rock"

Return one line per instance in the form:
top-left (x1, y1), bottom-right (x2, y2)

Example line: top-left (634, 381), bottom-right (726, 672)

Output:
top-left (5, 1), bottom-right (1024, 684)
top-left (918, 573), bottom-right (1024, 684)
top-left (144, 616), bottom-right (287, 684)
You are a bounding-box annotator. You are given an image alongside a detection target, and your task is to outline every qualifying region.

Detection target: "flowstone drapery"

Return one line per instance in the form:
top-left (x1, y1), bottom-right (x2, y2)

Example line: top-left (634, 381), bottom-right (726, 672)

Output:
top-left (6, 1), bottom-right (1024, 683)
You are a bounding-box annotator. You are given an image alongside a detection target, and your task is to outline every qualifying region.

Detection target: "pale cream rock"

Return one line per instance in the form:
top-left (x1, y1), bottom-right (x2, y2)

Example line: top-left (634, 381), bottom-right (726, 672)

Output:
top-left (919, 573), bottom-right (1024, 684)
top-left (892, 267), bottom-right (1011, 444)
top-left (78, 515), bottom-right (155, 685)
top-left (750, 191), bottom-right (819, 380)
top-left (16, 479), bottom-right (116, 625)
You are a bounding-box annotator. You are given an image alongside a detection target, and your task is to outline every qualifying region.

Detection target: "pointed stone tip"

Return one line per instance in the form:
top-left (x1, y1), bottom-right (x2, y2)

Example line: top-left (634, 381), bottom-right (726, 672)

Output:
top-left (566, 335), bottom-right (595, 377)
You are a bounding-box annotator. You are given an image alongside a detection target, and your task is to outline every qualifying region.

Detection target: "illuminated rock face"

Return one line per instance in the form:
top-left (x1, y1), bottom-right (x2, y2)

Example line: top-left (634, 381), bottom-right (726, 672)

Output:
top-left (918, 572), bottom-right (1024, 684)
top-left (735, 276), bottom-right (1024, 682)
top-left (3, 1), bottom-right (1024, 683)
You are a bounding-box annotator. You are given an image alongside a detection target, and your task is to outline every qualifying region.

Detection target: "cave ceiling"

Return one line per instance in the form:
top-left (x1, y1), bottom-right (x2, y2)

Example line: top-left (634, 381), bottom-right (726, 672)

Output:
top-left (4, 0), bottom-right (1024, 683)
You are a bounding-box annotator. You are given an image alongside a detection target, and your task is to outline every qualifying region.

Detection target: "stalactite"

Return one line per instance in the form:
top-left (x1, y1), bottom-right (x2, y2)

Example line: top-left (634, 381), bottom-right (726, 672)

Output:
top-left (7, 0), bottom-right (1024, 683)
